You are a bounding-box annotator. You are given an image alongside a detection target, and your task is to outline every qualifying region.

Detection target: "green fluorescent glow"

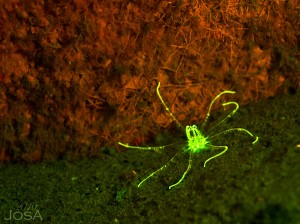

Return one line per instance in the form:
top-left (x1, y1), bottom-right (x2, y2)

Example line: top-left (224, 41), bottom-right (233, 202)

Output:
top-left (119, 82), bottom-right (259, 189)
top-left (186, 125), bottom-right (210, 153)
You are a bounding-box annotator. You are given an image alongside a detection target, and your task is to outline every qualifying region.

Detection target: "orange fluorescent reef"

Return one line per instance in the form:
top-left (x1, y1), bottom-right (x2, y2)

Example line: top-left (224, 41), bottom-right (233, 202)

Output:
top-left (0, 1), bottom-right (299, 223)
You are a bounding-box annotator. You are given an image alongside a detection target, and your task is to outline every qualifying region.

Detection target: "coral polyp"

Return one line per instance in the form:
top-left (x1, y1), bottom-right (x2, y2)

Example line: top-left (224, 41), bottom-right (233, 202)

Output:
top-left (119, 82), bottom-right (259, 189)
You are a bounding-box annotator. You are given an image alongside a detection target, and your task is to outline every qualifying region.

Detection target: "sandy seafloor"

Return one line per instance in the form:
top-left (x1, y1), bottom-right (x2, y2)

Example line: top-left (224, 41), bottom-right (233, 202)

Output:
top-left (1, 89), bottom-right (299, 224)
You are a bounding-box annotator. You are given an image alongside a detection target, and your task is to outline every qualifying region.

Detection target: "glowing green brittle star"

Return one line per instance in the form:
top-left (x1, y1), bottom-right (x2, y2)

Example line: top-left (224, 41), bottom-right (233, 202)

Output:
top-left (118, 82), bottom-right (259, 189)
